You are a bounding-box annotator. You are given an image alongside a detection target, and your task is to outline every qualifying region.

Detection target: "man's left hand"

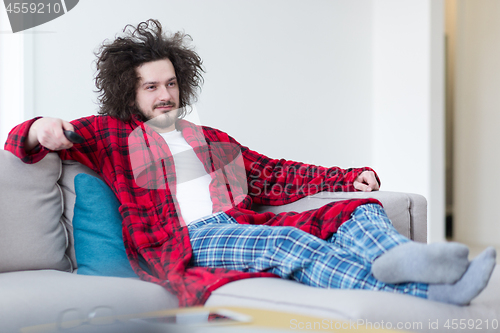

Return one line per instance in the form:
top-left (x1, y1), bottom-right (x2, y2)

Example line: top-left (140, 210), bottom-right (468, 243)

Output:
top-left (354, 171), bottom-right (380, 192)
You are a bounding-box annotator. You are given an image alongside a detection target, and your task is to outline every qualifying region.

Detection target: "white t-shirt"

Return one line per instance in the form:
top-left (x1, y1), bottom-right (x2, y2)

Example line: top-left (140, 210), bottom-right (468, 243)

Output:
top-left (161, 130), bottom-right (213, 224)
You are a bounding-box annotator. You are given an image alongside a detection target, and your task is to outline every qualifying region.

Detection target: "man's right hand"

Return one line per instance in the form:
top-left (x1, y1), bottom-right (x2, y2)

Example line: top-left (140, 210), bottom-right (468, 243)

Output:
top-left (25, 117), bottom-right (75, 152)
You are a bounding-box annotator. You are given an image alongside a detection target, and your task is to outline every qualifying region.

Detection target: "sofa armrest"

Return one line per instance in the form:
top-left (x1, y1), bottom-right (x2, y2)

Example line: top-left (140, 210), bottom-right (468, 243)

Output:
top-left (251, 191), bottom-right (427, 243)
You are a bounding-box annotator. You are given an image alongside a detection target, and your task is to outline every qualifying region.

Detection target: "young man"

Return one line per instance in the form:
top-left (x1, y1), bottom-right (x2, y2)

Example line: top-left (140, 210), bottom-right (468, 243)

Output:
top-left (5, 20), bottom-right (495, 307)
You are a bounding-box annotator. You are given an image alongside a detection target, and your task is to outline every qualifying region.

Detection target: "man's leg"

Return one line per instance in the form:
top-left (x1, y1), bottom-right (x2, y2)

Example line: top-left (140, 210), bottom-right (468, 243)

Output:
top-left (187, 212), bottom-right (427, 298)
top-left (330, 204), bottom-right (470, 284)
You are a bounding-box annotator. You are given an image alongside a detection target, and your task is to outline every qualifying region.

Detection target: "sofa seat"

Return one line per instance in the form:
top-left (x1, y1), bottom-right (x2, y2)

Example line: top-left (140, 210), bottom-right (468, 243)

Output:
top-left (208, 267), bottom-right (500, 333)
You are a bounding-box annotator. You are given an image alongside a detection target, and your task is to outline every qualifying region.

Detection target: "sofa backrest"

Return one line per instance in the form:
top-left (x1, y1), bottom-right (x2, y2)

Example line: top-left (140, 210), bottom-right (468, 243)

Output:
top-left (0, 150), bottom-right (71, 272)
top-left (0, 150), bottom-right (98, 273)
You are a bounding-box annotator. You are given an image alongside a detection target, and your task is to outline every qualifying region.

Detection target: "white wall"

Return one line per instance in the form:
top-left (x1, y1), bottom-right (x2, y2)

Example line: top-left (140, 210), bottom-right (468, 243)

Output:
top-left (0, 7), bottom-right (24, 145)
top-left (25, 0), bottom-right (374, 169)
top-left (1, 0), bottom-right (446, 242)
top-left (372, 0), bottom-right (445, 242)
top-left (454, 0), bottom-right (500, 247)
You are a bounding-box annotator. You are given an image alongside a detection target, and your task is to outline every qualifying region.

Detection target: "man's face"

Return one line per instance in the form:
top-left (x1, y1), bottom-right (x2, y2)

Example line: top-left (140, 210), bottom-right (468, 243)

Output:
top-left (135, 59), bottom-right (180, 133)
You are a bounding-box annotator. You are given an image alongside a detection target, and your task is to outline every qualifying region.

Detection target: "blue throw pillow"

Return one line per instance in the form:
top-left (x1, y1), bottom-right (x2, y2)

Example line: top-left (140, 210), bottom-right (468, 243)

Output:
top-left (73, 173), bottom-right (138, 277)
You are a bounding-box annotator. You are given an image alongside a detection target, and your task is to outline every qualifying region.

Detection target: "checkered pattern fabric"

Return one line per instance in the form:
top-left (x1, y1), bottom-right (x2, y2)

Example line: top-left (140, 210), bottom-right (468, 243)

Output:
top-left (188, 205), bottom-right (428, 298)
top-left (329, 203), bottom-right (409, 261)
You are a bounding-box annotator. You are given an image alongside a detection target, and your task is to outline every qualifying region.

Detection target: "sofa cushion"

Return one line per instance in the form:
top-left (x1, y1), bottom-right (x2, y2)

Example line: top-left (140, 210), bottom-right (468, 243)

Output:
top-left (73, 173), bottom-right (137, 277)
top-left (0, 150), bottom-right (72, 273)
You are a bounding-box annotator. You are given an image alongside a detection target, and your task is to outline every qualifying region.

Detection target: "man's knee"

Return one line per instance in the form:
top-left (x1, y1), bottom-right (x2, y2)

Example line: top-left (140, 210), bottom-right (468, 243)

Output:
top-left (269, 226), bottom-right (320, 252)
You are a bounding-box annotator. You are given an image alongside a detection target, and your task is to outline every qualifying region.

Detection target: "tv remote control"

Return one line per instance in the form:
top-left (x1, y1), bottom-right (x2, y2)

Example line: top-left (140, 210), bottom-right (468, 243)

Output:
top-left (64, 130), bottom-right (84, 144)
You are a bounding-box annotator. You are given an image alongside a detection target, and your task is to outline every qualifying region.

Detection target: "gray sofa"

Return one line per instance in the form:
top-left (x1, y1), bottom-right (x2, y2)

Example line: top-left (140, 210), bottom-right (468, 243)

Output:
top-left (0, 149), bottom-right (498, 333)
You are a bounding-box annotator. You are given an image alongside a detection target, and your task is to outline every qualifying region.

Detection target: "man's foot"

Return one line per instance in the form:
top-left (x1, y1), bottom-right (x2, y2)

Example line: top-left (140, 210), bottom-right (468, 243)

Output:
top-left (372, 242), bottom-right (469, 284)
top-left (428, 247), bottom-right (496, 306)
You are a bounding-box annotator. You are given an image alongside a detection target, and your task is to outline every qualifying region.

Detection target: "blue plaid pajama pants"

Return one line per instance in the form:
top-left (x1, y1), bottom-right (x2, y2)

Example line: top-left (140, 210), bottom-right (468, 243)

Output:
top-left (187, 203), bottom-right (428, 298)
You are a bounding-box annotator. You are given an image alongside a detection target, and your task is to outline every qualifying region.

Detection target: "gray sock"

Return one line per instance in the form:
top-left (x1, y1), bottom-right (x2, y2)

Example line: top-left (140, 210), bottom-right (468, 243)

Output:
top-left (428, 247), bottom-right (496, 306)
top-left (372, 242), bottom-right (469, 284)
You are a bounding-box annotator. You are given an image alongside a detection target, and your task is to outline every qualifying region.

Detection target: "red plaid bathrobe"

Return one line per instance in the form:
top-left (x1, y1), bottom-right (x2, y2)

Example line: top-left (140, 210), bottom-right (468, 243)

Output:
top-left (5, 115), bottom-right (381, 306)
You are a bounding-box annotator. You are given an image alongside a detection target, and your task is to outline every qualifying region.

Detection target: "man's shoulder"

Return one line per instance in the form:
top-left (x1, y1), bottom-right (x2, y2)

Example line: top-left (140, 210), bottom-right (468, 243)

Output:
top-left (72, 114), bottom-right (133, 128)
top-left (200, 124), bottom-right (224, 135)
top-left (201, 125), bottom-right (236, 144)
top-left (178, 119), bottom-right (232, 141)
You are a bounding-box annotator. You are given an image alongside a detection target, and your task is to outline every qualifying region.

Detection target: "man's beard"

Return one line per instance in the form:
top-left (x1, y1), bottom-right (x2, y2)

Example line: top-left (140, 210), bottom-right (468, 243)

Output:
top-left (139, 102), bottom-right (179, 130)
top-left (148, 111), bottom-right (177, 130)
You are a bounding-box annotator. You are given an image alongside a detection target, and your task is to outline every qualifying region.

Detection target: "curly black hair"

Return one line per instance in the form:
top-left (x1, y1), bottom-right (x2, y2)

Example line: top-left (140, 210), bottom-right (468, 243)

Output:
top-left (94, 19), bottom-right (204, 122)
